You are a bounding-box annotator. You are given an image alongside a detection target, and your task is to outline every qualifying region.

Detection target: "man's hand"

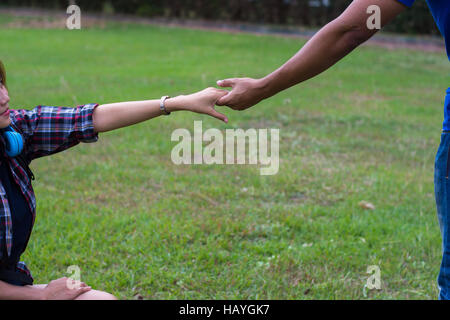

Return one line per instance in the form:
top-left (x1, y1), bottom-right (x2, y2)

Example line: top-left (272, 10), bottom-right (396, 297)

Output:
top-left (41, 277), bottom-right (91, 300)
top-left (215, 78), bottom-right (269, 111)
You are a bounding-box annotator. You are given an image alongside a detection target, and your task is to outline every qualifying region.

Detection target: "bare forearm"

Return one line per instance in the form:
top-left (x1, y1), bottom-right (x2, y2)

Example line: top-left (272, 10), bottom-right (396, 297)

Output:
top-left (0, 280), bottom-right (43, 300)
top-left (260, 0), bottom-right (406, 98)
top-left (261, 21), bottom-right (369, 97)
top-left (92, 96), bottom-right (184, 133)
top-left (92, 87), bottom-right (229, 132)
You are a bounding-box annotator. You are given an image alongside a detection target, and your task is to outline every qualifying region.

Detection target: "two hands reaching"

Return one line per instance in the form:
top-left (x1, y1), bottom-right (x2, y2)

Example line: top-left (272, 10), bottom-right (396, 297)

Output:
top-left (179, 77), bottom-right (267, 123)
top-left (91, 78), bottom-right (269, 133)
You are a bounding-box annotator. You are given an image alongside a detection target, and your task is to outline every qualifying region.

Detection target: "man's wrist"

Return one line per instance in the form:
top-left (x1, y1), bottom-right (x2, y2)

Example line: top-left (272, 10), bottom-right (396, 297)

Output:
top-left (256, 77), bottom-right (276, 100)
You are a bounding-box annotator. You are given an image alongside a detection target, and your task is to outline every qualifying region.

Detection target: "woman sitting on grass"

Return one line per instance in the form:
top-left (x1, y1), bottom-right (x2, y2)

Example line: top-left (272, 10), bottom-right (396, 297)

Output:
top-left (0, 60), bottom-right (228, 300)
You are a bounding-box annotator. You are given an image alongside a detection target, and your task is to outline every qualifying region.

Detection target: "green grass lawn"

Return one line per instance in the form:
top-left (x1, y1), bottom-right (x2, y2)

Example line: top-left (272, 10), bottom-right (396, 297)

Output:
top-left (0, 14), bottom-right (449, 299)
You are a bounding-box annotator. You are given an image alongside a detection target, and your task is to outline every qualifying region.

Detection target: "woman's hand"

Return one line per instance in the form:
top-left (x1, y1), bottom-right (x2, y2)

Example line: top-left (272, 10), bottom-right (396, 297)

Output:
top-left (166, 87), bottom-right (229, 123)
top-left (41, 277), bottom-right (91, 300)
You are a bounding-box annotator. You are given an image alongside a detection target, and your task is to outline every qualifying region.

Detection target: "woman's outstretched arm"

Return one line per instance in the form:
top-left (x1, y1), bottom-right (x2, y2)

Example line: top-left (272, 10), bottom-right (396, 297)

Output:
top-left (11, 88), bottom-right (227, 161)
top-left (92, 87), bottom-right (228, 133)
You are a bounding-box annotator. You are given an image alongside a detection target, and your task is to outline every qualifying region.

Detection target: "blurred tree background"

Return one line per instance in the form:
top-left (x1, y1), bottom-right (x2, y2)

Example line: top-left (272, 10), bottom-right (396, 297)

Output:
top-left (0, 0), bottom-right (440, 35)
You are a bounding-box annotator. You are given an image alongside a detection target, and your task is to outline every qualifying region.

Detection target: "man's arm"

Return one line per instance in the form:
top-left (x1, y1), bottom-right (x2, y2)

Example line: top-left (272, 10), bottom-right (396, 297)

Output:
top-left (216, 0), bottom-right (407, 110)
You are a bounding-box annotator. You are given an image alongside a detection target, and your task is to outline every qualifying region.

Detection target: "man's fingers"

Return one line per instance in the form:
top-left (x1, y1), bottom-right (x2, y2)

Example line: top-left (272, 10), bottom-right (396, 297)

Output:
top-left (216, 79), bottom-right (235, 88)
top-left (207, 109), bottom-right (228, 123)
top-left (216, 93), bottom-right (231, 106)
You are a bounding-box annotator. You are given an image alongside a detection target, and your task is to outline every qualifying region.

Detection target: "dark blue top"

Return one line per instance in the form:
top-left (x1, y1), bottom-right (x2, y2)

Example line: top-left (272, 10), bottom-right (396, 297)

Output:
top-left (0, 155), bottom-right (33, 285)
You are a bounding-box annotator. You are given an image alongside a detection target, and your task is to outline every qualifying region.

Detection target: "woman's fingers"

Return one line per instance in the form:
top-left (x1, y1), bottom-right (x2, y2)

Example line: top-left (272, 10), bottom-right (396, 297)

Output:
top-left (216, 88), bottom-right (229, 97)
top-left (71, 286), bottom-right (91, 299)
top-left (76, 286), bottom-right (91, 295)
top-left (207, 108), bottom-right (228, 123)
top-left (79, 286), bottom-right (91, 292)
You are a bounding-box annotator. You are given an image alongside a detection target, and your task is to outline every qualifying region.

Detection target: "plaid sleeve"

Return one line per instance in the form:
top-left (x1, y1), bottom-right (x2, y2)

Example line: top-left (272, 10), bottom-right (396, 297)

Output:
top-left (396, 0), bottom-right (415, 7)
top-left (11, 103), bottom-right (99, 161)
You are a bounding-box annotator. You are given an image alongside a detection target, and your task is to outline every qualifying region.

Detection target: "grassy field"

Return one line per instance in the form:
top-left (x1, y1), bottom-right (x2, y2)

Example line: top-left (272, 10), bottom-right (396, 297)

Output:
top-left (0, 13), bottom-right (449, 299)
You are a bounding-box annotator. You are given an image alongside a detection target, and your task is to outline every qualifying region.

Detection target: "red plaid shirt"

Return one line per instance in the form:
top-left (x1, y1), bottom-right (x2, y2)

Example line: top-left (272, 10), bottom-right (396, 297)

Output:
top-left (0, 103), bottom-right (99, 280)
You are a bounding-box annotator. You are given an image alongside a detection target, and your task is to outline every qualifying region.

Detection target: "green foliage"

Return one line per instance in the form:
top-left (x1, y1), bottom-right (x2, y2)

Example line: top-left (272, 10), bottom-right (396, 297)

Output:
top-left (1, 0), bottom-right (440, 35)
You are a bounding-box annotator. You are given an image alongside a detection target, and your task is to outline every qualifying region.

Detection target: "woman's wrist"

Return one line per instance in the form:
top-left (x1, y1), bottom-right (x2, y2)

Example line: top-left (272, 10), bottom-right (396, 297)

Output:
top-left (164, 95), bottom-right (188, 113)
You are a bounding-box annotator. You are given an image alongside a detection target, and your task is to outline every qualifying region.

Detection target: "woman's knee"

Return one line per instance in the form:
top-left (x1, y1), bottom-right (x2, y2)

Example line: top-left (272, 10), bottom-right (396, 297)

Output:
top-left (74, 289), bottom-right (118, 300)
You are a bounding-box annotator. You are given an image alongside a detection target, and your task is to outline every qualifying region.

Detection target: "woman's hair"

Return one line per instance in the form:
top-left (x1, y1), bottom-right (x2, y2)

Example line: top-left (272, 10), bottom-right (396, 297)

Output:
top-left (0, 60), bottom-right (6, 88)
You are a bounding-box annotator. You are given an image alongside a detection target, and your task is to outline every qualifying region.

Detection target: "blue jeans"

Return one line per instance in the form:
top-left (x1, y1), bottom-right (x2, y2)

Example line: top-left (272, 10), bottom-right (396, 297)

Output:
top-left (434, 130), bottom-right (450, 299)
